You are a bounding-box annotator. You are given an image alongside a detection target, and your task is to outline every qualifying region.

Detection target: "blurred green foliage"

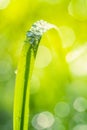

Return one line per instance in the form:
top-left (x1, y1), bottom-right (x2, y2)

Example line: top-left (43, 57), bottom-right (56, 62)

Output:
top-left (0, 0), bottom-right (87, 130)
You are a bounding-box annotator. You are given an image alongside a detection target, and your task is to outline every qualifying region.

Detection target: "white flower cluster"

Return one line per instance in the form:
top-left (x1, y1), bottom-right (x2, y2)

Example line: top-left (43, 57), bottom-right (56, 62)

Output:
top-left (26, 20), bottom-right (53, 46)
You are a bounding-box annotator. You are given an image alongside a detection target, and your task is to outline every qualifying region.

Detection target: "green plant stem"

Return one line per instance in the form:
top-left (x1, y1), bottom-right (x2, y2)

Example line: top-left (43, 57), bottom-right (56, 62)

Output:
top-left (13, 43), bottom-right (35, 130)
top-left (13, 20), bottom-right (71, 130)
top-left (20, 45), bottom-right (32, 130)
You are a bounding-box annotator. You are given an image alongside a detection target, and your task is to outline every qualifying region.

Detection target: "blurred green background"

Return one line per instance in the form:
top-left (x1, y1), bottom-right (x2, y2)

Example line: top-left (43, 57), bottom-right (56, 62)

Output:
top-left (0, 0), bottom-right (87, 130)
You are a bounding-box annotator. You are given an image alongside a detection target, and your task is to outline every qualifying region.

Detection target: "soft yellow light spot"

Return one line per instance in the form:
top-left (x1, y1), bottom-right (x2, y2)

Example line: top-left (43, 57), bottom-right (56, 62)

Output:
top-left (14, 69), bottom-right (17, 74)
top-left (73, 97), bottom-right (87, 112)
top-left (35, 45), bottom-right (52, 68)
top-left (59, 26), bottom-right (76, 48)
top-left (66, 43), bottom-right (87, 76)
top-left (0, 0), bottom-right (10, 9)
top-left (66, 50), bottom-right (81, 63)
top-left (66, 43), bottom-right (87, 62)
top-left (69, 53), bottom-right (87, 76)
top-left (68, 0), bottom-right (87, 21)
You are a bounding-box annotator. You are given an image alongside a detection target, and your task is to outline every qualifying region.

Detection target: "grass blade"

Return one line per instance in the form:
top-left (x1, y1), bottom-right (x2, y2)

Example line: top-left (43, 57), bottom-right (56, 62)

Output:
top-left (13, 20), bottom-right (70, 130)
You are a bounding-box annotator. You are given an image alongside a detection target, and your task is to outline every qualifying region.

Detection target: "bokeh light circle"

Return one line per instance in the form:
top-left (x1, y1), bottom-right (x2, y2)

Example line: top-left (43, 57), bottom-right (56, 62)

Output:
top-left (37, 111), bottom-right (55, 129)
top-left (35, 45), bottom-right (52, 68)
top-left (32, 111), bottom-right (55, 129)
top-left (52, 117), bottom-right (65, 130)
top-left (59, 26), bottom-right (76, 48)
top-left (54, 102), bottom-right (70, 118)
top-left (68, 0), bottom-right (87, 21)
top-left (73, 97), bottom-right (87, 112)
top-left (73, 112), bottom-right (87, 124)
top-left (0, 0), bottom-right (10, 9)
top-left (68, 51), bottom-right (87, 76)
top-left (73, 124), bottom-right (87, 130)
top-left (31, 114), bottom-right (41, 129)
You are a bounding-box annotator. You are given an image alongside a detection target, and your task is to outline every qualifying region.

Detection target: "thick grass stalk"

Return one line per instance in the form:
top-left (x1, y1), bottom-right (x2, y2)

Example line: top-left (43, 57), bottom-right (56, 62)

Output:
top-left (13, 20), bottom-right (70, 130)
